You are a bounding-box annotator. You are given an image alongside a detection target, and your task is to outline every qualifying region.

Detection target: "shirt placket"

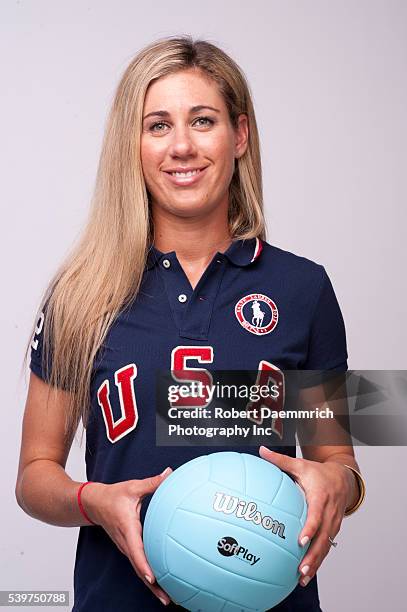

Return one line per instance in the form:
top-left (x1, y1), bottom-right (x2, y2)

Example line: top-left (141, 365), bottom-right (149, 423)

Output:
top-left (158, 253), bottom-right (227, 341)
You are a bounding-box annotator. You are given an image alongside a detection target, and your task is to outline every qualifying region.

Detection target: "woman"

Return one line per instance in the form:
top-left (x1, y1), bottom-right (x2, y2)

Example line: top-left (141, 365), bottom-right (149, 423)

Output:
top-left (17, 36), bottom-right (365, 611)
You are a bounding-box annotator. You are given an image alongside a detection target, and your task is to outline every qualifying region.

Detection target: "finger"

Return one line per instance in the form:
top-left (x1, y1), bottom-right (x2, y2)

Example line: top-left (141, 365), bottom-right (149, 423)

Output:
top-left (137, 467), bottom-right (173, 498)
top-left (140, 569), bottom-right (171, 605)
top-left (298, 493), bottom-right (327, 547)
top-left (142, 574), bottom-right (171, 606)
top-left (106, 520), bottom-right (154, 581)
top-left (298, 528), bottom-right (333, 586)
top-left (259, 446), bottom-right (301, 478)
top-left (126, 522), bottom-right (171, 605)
top-left (105, 523), bottom-right (169, 603)
top-left (298, 506), bottom-right (342, 585)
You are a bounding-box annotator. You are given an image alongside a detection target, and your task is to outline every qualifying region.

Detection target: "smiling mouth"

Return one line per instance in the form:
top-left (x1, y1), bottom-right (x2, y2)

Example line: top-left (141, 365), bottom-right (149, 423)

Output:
top-left (170, 169), bottom-right (200, 177)
top-left (163, 166), bottom-right (208, 185)
top-left (164, 166), bottom-right (207, 176)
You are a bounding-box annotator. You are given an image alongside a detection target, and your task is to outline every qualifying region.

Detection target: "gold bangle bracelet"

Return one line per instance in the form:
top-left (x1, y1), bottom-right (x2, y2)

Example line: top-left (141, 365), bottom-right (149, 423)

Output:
top-left (343, 464), bottom-right (366, 517)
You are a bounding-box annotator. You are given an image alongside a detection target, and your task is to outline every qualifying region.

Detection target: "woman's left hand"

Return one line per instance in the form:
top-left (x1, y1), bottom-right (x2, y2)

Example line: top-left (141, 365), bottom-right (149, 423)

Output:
top-left (259, 446), bottom-right (355, 587)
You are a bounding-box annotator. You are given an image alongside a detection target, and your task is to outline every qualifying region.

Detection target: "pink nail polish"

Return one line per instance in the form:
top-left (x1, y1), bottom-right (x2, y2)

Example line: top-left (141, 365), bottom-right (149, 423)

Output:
top-left (300, 536), bottom-right (310, 547)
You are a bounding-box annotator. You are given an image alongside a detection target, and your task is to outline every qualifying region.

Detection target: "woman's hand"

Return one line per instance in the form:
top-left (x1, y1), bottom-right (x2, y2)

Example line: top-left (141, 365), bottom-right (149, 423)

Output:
top-left (81, 468), bottom-right (173, 606)
top-left (259, 447), bottom-right (355, 587)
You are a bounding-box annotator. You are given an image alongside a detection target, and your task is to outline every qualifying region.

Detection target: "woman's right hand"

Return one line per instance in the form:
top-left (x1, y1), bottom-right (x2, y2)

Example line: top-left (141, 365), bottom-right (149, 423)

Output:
top-left (81, 468), bottom-right (173, 606)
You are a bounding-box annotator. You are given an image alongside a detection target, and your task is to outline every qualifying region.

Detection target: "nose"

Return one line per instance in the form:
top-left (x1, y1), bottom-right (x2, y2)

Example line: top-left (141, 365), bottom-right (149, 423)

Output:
top-left (168, 124), bottom-right (197, 159)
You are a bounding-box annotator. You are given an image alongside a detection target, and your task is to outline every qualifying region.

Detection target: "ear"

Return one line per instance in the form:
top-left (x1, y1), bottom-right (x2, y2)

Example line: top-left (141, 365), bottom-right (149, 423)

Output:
top-left (234, 113), bottom-right (249, 159)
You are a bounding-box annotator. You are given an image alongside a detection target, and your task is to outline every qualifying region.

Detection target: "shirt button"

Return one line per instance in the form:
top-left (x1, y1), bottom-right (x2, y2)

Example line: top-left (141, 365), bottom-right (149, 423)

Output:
top-left (162, 259), bottom-right (171, 269)
top-left (178, 294), bottom-right (188, 303)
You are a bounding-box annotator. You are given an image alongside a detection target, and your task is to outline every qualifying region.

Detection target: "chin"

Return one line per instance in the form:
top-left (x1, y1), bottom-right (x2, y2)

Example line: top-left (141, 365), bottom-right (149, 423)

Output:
top-left (161, 195), bottom-right (209, 213)
top-left (168, 203), bottom-right (209, 217)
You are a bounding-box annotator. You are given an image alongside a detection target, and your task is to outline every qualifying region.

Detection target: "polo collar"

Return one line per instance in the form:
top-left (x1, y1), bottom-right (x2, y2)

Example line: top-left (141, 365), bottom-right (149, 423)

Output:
top-left (146, 237), bottom-right (263, 270)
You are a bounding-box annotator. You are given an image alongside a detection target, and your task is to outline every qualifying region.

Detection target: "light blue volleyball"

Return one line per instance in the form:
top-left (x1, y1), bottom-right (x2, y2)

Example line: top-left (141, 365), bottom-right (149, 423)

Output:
top-left (144, 452), bottom-right (309, 612)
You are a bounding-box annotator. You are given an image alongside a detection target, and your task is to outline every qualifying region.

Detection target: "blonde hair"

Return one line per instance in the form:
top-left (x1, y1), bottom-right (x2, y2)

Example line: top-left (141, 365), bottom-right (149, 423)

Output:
top-left (23, 35), bottom-right (266, 442)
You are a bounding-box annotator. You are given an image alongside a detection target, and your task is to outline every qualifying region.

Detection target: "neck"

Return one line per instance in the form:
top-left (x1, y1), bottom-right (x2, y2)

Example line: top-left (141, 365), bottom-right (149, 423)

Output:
top-left (151, 206), bottom-right (233, 267)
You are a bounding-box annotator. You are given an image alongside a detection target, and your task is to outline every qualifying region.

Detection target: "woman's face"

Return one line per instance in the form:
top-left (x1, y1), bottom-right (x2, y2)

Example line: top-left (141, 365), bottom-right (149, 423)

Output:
top-left (141, 68), bottom-right (248, 219)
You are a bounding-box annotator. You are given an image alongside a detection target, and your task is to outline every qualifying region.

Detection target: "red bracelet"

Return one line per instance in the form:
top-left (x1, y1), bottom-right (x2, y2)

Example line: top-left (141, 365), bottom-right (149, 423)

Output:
top-left (77, 481), bottom-right (96, 526)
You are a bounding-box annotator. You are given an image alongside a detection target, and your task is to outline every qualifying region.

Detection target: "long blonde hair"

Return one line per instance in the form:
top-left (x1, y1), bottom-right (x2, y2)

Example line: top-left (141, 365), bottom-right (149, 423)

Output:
top-left (23, 35), bottom-right (266, 442)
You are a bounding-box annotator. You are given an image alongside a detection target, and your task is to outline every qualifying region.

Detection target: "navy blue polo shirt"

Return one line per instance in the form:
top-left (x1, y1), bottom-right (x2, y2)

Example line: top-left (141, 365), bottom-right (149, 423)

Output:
top-left (30, 237), bottom-right (347, 611)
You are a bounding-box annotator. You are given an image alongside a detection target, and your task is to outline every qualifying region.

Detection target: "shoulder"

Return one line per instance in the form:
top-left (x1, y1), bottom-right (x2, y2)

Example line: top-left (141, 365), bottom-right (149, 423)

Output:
top-left (259, 240), bottom-right (326, 285)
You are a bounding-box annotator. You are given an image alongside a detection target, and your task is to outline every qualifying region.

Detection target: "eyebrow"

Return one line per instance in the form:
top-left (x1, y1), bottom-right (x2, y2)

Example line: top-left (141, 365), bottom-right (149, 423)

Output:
top-left (143, 105), bottom-right (221, 121)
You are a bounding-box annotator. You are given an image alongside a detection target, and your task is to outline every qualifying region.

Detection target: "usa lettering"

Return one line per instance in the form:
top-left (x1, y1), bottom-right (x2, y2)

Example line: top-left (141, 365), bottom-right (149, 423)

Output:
top-left (96, 350), bottom-right (285, 443)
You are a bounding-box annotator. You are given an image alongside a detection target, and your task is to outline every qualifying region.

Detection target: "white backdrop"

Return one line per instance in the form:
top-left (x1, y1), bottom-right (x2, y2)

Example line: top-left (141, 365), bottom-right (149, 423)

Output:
top-left (2, 1), bottom-right (406, 610)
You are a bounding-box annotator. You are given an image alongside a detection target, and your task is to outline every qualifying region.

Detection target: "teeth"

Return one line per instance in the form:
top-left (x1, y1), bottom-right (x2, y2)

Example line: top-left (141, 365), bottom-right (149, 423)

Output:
top-left (171, 169), bottom-right (200, 177)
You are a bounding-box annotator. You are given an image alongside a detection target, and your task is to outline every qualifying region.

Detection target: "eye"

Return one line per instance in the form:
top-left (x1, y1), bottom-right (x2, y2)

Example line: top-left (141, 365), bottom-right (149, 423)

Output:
top-left (193, 116), bottom-right (215, 127)
top-left (149, 121), bottom-right (170, 133)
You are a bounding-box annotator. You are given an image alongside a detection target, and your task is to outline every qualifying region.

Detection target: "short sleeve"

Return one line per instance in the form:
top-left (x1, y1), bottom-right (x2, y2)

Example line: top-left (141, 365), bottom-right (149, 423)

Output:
top-left (302, 267), bottom-right (348, 371)
top-left (29, 304), bottom-right (53, 384)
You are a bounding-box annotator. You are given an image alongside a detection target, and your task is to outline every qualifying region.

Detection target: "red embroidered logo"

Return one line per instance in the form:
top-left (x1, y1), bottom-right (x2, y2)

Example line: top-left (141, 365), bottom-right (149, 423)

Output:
top-left (235, 293), bottom-right (279, 336)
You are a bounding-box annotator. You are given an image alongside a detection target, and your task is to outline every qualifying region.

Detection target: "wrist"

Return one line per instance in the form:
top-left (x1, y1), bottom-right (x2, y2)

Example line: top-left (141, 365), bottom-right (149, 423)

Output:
top-left (342, 464), bottom-right (366, 516)
top-left (343, 466), bottom-right (359, 510)
top-left (323, 454), bottom-right (366, 516)
top-left (325, 458), bottom-right (360, 510)
top-left (78, 482), bottom-right (106, 526)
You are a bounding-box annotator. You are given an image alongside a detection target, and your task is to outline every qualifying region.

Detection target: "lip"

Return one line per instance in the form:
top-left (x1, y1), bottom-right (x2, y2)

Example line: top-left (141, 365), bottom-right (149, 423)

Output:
top-left (162, 166), bottom-right (209, 187)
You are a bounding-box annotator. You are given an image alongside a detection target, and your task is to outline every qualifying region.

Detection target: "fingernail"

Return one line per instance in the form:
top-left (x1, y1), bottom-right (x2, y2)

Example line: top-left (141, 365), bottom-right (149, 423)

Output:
top-left (300, 536), bottom-right (310, 547)
top-left (160, 467), bottom-right (171, 477)
top-left (301, 576), bottom-right (311, 587)
top-left (300, 565), bottom-right (310, 576)
top-left (260, 446), bottom-right (271, 452)
top-left (158, 596), bottom-right (168, 606)
top-left (144, 574), bottom-right (153, 584)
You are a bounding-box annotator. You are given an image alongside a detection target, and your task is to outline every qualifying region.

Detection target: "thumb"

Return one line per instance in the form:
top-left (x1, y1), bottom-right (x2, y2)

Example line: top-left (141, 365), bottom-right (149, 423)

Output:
top-left (140, 467), bottom-right (173, 496)
top-left (259, 446), bottom-right (299, 477)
